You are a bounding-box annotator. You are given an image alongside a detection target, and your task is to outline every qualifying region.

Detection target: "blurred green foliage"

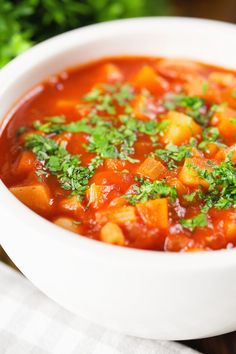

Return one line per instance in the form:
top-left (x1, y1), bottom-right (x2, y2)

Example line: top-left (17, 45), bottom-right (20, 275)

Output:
top-left (0, 0), bottom-right (169, 67)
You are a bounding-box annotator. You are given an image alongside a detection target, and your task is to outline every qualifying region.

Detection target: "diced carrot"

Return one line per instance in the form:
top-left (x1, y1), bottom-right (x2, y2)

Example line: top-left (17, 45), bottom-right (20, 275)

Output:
top-left (10, 184), bottom-right (51, 213)
top-left (179, 158), bottom-right (212, 188)
top-left (204, 142), bottom-right (219, 158)
top-left (215, 145), bottom-right (236, 163)
top-left (209, 72), bottom-right (236, 87)
top-left (136, 157), bottom-right (167, 181)
top-left (225, 216), bottom-right (236, 242)
top-left (168, 178), bottom-right (187, 197)
top-left (59, 195), bottom-right (84, 215)
top-left (54, 217), bottom-right (80, 234)
top-left (132, 65), bottom-right (169, 93)
top-left (162, 111), bottom-right (202, 145)
top-left (100, 222), bottom-right (125, 246)
top-left (211, 106), bottom-right (236, 140)
top-left (15, 151), bottom-right (36, 176)
top-left (136, 198), bottom-right (168, 229)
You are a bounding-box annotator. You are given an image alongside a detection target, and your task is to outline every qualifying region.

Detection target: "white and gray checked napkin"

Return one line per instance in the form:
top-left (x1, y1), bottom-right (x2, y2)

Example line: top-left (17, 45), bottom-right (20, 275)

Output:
top-left (0, 261), bottom-right (201, 354)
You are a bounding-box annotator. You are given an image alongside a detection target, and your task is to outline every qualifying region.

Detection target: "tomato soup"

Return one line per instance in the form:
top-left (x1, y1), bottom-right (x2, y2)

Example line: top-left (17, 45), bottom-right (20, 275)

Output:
top-left (0, 57), bottom-right (235, 252)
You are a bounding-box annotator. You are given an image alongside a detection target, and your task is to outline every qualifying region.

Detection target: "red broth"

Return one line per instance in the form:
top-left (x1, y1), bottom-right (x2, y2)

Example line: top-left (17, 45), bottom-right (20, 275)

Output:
top-left (0, 57), bottom-right (235, 252)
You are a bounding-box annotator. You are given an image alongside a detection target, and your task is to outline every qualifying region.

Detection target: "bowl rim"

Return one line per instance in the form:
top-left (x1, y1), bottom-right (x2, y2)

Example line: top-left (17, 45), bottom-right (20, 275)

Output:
top-left (1, 16), bottom-right (236, 269)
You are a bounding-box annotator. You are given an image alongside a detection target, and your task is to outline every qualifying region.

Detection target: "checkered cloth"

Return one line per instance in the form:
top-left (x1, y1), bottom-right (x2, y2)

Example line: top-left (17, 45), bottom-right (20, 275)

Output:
top-left (0, 262), bottom-right (201, 354)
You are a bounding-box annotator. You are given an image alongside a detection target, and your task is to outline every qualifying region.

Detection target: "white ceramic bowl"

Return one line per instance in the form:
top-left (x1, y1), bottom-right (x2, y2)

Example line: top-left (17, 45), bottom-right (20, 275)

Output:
top-left (1, 17), bottom-right (236, 340)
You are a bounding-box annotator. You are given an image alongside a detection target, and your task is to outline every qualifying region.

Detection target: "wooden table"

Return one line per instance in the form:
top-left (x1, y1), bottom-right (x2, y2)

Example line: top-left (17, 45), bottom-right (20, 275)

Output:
top-left (0, 245), bottom-right (235, 354)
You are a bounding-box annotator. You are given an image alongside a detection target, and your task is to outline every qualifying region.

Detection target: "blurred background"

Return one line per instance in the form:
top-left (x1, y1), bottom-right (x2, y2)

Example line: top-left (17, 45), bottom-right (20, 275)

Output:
top-left (1, 0), bottom-right (236, 68)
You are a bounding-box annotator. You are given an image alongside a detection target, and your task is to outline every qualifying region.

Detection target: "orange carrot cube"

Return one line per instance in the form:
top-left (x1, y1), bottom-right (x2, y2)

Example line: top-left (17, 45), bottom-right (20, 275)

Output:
top-left (136, 157), bottom-right (167, 181)
top-left (179, 158), bottom-right (212, 188)
top-left (136, 198), bottom-right (168, 229)
top-left (162, 111), bottom-right (202, 145)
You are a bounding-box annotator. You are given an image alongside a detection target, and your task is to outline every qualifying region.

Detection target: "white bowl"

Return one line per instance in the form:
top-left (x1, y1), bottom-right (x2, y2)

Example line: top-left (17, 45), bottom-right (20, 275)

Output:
top-left (0, 17), bottom-right (236, 340)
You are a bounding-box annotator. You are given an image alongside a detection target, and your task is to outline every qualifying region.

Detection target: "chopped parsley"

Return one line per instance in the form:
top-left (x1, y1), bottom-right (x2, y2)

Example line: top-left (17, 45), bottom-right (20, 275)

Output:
top-left (193, 156), bottom-right (236, 210)
top-left (198, 127), bottom-right (224, 150)
top-left (180, 213), bottom-right (208, 231)
top-left (163, 93), bottom-right (210, 127)
top-left (125, 176), bottom-right (177, 205)
top-left (154, 143), bottom-right (192, 170)
top-left (25, 134), bottom-right (102, 198)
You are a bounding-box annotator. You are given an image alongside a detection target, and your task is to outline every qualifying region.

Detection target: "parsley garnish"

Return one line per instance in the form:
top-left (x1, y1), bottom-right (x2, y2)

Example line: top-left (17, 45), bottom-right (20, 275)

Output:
top-left (163, 94), bottom-right (209, 127)
top-left (125, 177), bottom-right (177, 205)
top-left (25, 134), bottom-right (102, 198)
top-left (198, 127), bottom-right (225, 150)
top-left (154, 143), bottom-right (192, 170)
top-left (180, 213), bottom-right (208, 231)
top-left (193, 156), bottom-right (236, 210)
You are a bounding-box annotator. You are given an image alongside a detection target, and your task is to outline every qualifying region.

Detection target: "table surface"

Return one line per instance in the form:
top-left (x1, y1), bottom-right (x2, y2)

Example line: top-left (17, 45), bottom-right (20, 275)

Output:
top-left (0, 246), bottom-right (235, 354)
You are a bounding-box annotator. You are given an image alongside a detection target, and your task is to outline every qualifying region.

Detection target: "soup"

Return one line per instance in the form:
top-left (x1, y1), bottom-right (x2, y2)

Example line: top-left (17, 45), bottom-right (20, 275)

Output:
top-left (0, 57), bottom-right (235, 251)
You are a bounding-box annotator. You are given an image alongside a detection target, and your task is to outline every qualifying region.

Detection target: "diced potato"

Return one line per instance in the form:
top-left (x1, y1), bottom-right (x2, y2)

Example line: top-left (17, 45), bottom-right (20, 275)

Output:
top-left (59, 195), bottom-right (83, 214)
top-left (211, 107), bottom-right (236, 139)
top-left (54, 217), bottom-right (79, 233)
top-left (162, 111), bottom-right (202, 145)
top-left (179, 158), bottom-right (212, 188)
top-left (209, 72), bottom-right (236, 87)
top-left (109, 206), bottom-right (137, 225)
top-left (133, 65), bottom-right (169, 93)
top-left (136, 157), bottom-right (167, 181)
top-left (15, 151), bottom-right (36, 176)
top-left (136, 198), bottom-right (168, 229)
top-left (100, 222), bottom-right (125, 246)
top-left (10, 184), bottom-right (51, 213)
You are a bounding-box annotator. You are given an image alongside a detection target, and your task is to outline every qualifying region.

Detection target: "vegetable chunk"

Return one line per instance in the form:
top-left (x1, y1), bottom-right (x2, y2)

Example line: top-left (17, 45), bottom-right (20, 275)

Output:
top-left (136, 198), bottom-right (168, 229)
top-left (10, 185), bottom-right (51, 213)
top-left (136, 157), bottom-right (167, 181)
top-left (133, 65), bottom-right (169, 93)
top-left (162, 111), bottom-right (202, 145)
top-left (179, 158), bottom-right (212, 188)
top-left (100, 222), bottom-right (125, 245)
top-left (54, 217), bottom-right (79, 233)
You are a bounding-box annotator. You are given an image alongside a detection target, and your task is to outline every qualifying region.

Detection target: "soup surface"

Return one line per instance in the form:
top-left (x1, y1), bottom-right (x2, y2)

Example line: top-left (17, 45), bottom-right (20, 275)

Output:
top-left (0, 57), bottom-right (236, 252)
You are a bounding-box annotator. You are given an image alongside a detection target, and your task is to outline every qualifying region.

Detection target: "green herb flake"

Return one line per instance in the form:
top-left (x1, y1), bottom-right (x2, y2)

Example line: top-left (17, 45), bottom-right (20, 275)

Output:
top-left (180, 213), bottom-right (208, 231)
top-left (125, 177), bottom-right (177, 205)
